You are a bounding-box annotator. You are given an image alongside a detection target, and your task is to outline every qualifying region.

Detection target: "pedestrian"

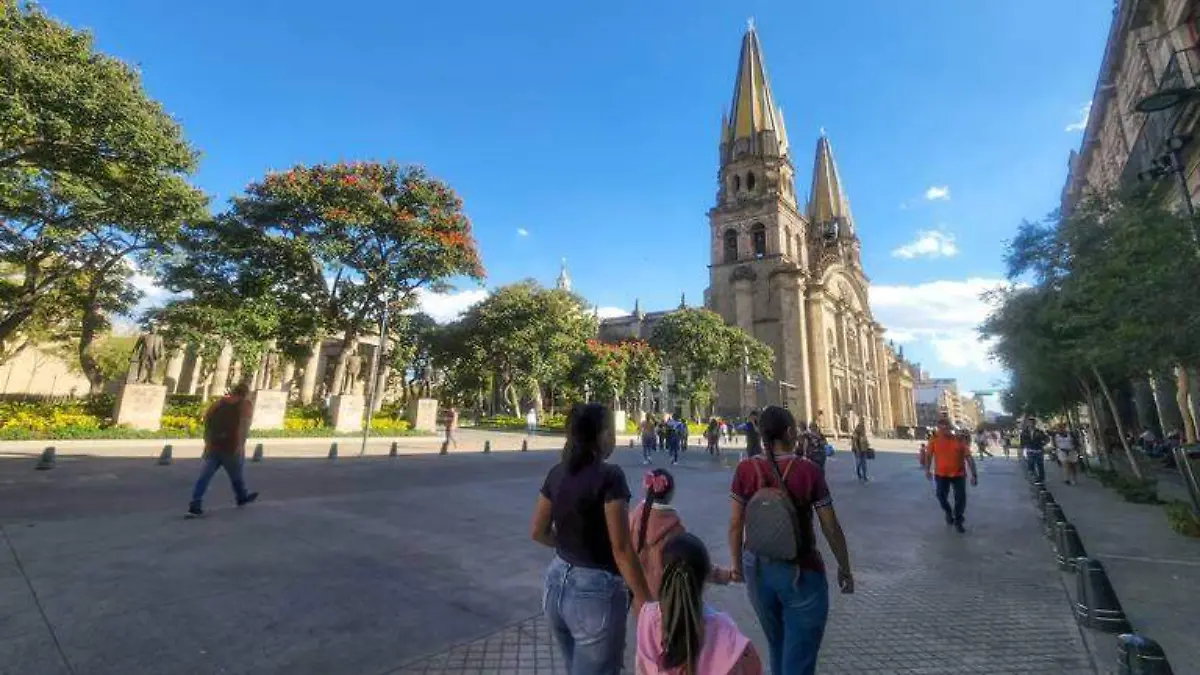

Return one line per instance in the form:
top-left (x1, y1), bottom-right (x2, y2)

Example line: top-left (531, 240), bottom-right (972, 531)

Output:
top-left (187, 381), bottom-right (258, 517)
top-left (727, 418), bottom-right (736, 444)
top-left (800, 423), bottom-right (828, 475)
top-left (1001, 432), bottom-right (1011, 459)
top-left (706, 418), bottom-right (721, 456)
top-left (665, 415), bottom-right (681, 465)
top-left (1019, 417), bottom-right (1047, 482)
top-left (635, 533), bottom-right (763, 675)
top-left (728, 406), bottom-right (854, 675)
top-left (851, 419), bottom-right (869, 483)
top-left (641, 416), bottom-right (658, 465)
top-left (658, 417), bottom-right (670, 456)
top-left (629, 469), bottom-right (734, 597)
top-left (744, 410), bottom-right (762, 458)
top-left (925, 415), bottom-right (977, 533)
top-left (677, 417), bottom-right (690, 453)
top-left (530, 403), bottom-right (652, 675)
top-left (526, 407), bottom-right (538, 435)
top-left (444, 406), bottom-right (459, 450)
top-left (1053, 424), bottom-right (1081, 485)
top-left (974, 428), bottom-right (993, 459)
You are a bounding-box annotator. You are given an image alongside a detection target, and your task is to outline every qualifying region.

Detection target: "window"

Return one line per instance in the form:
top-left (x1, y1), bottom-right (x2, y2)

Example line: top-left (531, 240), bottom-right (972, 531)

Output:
top-left (751, 223), bottom-right (766, 258)
top-left (723, 229), bottom-right (739, 263)
top-left (746, 172), bottom-right (756, 190)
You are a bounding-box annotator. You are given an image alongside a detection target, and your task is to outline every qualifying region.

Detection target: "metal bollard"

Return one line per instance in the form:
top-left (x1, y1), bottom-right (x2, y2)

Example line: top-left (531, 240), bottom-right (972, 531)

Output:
top-left (1116, 633), bottom-right (1173, 675)
top-left (157, 444), bottom-right (173, 466)
top-left (1037, 489), bottom-right (1055, 521)
top-left (389, 441), bottom-right (398, 458)
top-left (1055, 521), bottom-right (1087, 572)
top-left (629, 439), bottom-right (635, 448)
top-left (328, 442), bottom-right (338, 460)
top-left (1173, 445), bottom-right (1200, 518)
top-left (439, 440), bottom-right (449, 455)
top-left (35, 446), bottom-right (56, 471)
top-left (483, 440), bottom-right (491, 454)
top-left (1044, 503), bottom-right (1066, 540)
top-left (521, 439), bottom-right (528, 452)
top-left (252, 443), bottom-right (264, 462)
top-left (1076, 558), bottom-right (1131, 633)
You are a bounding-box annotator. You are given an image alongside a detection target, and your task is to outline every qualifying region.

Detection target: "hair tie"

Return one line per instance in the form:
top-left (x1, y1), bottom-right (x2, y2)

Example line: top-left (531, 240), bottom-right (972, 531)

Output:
top-left (643, 472), bottom-right (669, 494)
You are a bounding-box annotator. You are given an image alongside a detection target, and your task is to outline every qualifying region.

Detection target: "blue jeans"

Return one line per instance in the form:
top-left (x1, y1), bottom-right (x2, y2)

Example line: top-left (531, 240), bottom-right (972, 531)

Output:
top-left (854, 452), bottom-right (868, 481)
top-left (1026, 451), bottom-right (1045, 482)
top-left (667, 438), bottom-right (680, 462)
top-left (642, 435), bottom-right (655, 461)
top-left (190, 452), bottom-right (249, 508)
top-left (744, 554), bottom-right (829, 675)
top-left (543, 557), bottom-right (628, 675)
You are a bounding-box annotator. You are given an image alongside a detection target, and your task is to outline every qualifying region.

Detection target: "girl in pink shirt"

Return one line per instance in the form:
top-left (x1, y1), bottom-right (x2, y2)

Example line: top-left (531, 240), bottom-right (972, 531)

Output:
top-left (629, 470), bottom-right (733, 597)
top-left (636, 533), bottom-right (762, 675)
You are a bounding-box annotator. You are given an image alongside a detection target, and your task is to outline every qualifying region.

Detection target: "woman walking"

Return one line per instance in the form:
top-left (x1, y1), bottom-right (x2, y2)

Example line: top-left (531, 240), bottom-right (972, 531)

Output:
top-left (727, 406), bottom-right (854, 675)
top-left (530, 403), bottom-right (652, 675)
top-left (851, 419), bottom-right (870, 483)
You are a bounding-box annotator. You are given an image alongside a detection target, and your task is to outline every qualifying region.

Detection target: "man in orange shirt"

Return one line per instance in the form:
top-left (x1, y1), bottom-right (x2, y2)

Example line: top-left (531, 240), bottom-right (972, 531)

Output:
top-left (924, 415), bottom-right (977, 533)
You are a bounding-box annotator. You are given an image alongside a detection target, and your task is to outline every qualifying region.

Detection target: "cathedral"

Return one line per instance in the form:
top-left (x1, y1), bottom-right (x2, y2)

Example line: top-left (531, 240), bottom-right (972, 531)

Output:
top-left (599, 24), bottom-right (916, 435)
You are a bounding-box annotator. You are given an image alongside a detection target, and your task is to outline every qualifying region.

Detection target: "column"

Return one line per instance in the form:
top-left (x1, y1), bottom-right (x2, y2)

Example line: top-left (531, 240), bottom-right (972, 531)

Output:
top-left (281, 360), bottom-right (296, 394)
top-left (733, 277), bottom-right (755, 412)
top-left (207, 341), bottom-right (233, 399)
top-left (776, 274), bottom-right (811, 419)
top-left (299, 338), bottom-right (324, 405)
top-left (163, 347), bottom-right (186, 395)
top-left (805, 292), bottom-right (834, 433)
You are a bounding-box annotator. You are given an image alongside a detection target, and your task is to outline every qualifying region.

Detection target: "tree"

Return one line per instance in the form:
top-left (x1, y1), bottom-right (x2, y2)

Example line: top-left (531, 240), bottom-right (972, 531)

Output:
top-left (1, 1), bottom-right (206, 383)
top-left (449, 281), bottom-right (595, 414)
top-left (649, 308), bottom-right (772, 417)
top-left (621, 339), bottom-right (662, 412)
top-left (570, 340), bottom-right (628, 407)
top-left (211, 162), bottom-right (483, 401)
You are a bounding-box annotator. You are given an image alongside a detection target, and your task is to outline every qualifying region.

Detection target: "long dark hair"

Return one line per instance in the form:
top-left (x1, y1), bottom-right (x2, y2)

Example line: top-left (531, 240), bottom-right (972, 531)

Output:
top-left (658, 533), bottom-right (710, 673)
top-left (758, 405), bottom-right (797, 459)
top-left (563, 402), bottom-right (611, 475)
top-left (636, 468), bottom-right (675, 553)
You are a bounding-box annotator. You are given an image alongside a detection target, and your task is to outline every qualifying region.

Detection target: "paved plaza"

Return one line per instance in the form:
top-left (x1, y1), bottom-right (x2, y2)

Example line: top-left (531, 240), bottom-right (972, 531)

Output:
top-left (1, 440), bottom-right (1098, 674)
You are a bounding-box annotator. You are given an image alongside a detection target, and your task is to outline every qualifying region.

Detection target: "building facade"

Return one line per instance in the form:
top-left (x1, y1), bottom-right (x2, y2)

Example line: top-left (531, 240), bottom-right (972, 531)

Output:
top-left (703, 26), bottom-right (896, 435)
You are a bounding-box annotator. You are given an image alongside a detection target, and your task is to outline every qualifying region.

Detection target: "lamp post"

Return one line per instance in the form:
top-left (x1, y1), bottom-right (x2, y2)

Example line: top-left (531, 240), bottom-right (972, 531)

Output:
top-left (1134, 87), bottom-right (1200, 245)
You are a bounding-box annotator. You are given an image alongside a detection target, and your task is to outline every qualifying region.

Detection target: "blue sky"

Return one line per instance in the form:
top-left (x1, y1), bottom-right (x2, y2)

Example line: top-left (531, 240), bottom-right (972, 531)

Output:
top-left (43, 0), bottom-right (1111, 399)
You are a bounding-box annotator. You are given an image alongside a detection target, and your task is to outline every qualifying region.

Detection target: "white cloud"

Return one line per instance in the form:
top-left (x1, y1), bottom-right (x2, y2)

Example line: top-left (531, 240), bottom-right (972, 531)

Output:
top-left (1066, 102), bottom-right (1091, 132)
top-left (516, 228), bottom-right (529, 237)
top-left (414, 288), bottom-right (489, 323)
top-left (870, 277), bottom-right (1006, 373)
top-left (891, 230), bottom-right (959, 259)
top-left (924, 186), bottom-right (950, 201)
top-left (884, 329), bottom-right (917, 343)
top-left (595, 306), bottom-right (628, 319)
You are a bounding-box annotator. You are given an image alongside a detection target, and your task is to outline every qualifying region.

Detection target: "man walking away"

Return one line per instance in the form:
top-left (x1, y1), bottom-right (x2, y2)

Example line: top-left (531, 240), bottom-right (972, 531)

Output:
top-left (525, 407), bottom-right (538, 435)
top-left (1020, 417), bottom-right (1047, 482)
top-left (640, 416), bottom-right (657, 464)
top-left (705, 417), bottom-right (721, 457)
top-left (664, 415), bottom-right (681, 465)
top-left (925, 415), bottom-right (977, 533)
top-left (188, 382), bottom-right (258, 517)
top-left (1053, 424), bottom-right (1081, 485)
top-left (444, 406), bottom-right (459, 449)
top-left (745, 410), bottom-right (763, 458)
top-left (851, 419), bottom-right (869, 483)
top-left (975, 428), bottom-right (993, 459)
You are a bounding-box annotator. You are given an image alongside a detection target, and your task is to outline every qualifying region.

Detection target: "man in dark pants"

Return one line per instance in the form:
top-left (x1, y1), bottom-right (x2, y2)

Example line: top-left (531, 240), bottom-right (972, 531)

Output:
top-left (744, 409), bottom-right (762, 458)
top-left (187, 382), bottom-right (259, 517)
top-left (925, 416), bottom-right (977, 533)
top-left (1019, 417), bottom-right (1048, 482)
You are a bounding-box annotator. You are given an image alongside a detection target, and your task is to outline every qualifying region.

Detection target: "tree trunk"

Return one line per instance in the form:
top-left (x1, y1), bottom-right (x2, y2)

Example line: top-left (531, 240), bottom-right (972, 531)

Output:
top-left (1093, 364), bottom-right (1144, 480)
top-left (76, 302), bottom-right (107, 394)
top-left (329, 330), bottom-right (357, 397)
top-left (1079, 377), bottom-right (1111, 470)
top-left (1176, 365), bottom-right (1197, 444)
top-left (299, 337), bottom-right (323, 405)
top-left (532, 381), bottom-right (544, 414)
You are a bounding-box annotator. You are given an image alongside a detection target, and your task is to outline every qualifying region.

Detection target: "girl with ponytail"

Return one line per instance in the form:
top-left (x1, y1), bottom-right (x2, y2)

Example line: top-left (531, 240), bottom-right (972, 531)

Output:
top-left (630, 469), bottom-right (734, 598)
top-left (635, 533), bottom-right (762, 674)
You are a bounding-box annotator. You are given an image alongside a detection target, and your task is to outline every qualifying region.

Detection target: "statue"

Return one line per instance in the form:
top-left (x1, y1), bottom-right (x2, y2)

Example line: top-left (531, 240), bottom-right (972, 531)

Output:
top-left (341, 352), bottom-right (364, 395)
top-left (126, 327), bottom-right (165, 385)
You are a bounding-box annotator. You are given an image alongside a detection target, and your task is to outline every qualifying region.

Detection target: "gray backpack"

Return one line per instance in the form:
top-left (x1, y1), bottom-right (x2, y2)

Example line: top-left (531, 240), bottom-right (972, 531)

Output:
top-left (743, 456), bottom-right (805, 561)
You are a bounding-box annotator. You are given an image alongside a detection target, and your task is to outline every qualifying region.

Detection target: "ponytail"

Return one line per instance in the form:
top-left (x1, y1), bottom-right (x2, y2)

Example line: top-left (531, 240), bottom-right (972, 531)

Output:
top-left (657, 533), bottom-right (709, 673)
top-left (636, 469), bottom-right (674, 554)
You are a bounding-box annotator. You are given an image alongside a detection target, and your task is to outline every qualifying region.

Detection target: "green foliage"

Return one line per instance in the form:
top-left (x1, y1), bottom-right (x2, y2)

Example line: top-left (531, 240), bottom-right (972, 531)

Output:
top-left (1093, 468), bottom-right (1161, 504)
top-left (476, 413), bottom-right (568, 431)
top-left (649, 308), bottom-right (773, 414)
top-left (90, 335), bottom-right (136, 383)
top-left (1164, 500), bottom-right (1200, 538)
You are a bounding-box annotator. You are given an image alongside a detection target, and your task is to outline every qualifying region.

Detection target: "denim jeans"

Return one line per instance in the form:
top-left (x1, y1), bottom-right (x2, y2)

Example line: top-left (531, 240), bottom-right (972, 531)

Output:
top-left (854, 452), bottom-right (868, 481)
top-left (190, 452), bottom-right (249, 508)
top-left (642, 435), bottom-right (655, 461)
top-left (667, 438), bottom-right (680, 463)
top-left (1026, 450), bottom-right (1045, 482)
top-left (543, 556), bottom-right (628, 675)
top-left (743, 554), bottom-right (829, 675)
top-left (935, 475), bottom-right (967, 524)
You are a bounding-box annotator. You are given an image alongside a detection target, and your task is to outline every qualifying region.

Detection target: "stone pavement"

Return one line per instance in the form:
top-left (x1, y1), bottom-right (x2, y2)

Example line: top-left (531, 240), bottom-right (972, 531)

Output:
top-left (1040, 458), bottom-right (1200, 674)
top-left (0, 442), bottom-right (1097, 674)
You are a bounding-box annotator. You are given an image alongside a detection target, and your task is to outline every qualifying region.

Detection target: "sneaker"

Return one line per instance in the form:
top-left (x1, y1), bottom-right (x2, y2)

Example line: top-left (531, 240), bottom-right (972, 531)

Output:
top-left (186, 505), bottom-right (204, 518)
top-left (954, 521), bottom-right (966, 534)
top-left (236, 492), bottom-right (259, 507)
top-left (944, 513), bottom-right (954, 525)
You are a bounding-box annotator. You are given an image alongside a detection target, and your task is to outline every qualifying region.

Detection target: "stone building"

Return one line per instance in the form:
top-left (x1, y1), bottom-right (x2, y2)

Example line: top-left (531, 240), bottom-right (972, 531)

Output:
top-left (915, 377), bottom-right (962, 427)
top-left (1061, 0), bottom-right (1200, 437)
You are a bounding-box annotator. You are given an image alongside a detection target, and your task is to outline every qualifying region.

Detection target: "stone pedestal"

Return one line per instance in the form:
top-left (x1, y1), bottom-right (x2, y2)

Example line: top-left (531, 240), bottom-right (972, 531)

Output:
top-left (113, 384), bottom-right (168, 431)
top-left (250, 389), bottom-right (288, 431)
top-left (329, 394), bottom-right (365, 433)
top-left (406, 398), bottom-right (439, 432)
top-left (613, 410), bottom-right (627, 435)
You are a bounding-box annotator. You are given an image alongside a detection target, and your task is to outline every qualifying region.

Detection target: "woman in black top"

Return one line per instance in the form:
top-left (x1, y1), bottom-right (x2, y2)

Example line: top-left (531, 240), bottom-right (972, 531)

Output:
top-left (530, 403), bottom-right (651, 675)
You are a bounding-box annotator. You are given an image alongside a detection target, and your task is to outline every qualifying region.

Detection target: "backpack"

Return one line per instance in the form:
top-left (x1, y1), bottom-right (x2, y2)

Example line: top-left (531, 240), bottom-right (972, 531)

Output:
top-left (204, 397), bottom-right (242, 448)
top-left (743, 456), bottom-right (806, 561)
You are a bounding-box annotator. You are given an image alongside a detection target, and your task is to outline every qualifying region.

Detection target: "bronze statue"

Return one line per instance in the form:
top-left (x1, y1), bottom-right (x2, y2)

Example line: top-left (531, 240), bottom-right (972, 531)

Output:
top-left (126, 327), bottom-right (165, 385)
top-left (342, 352), bottom-right (364, 395)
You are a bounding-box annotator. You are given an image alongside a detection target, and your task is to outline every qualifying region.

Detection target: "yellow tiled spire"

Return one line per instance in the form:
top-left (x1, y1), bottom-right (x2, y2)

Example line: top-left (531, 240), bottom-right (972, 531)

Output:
top-left (808, 132), bottom-right (853, 230)
top-left (724, 23), bottom-right (788, 155)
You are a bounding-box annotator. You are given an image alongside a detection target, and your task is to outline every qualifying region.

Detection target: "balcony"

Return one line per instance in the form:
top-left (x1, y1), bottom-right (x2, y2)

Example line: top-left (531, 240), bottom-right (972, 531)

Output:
top-left (1121, 48), bottom-right (1200, 187)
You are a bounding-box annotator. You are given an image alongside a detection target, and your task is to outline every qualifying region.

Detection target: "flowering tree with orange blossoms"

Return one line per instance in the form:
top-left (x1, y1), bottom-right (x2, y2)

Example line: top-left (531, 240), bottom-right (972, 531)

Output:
top-left (212, 161), bottom-right (483, 398)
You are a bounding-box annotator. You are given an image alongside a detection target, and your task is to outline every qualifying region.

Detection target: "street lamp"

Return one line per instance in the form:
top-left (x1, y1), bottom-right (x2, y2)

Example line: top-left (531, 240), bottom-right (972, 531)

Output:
top-left (1135, 87), bottom-right (1200, 113)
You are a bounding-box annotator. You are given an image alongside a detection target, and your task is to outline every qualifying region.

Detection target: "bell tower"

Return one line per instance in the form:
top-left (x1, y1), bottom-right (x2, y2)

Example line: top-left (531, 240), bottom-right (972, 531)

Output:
top-left (707, 23), bottom-right (812, 418)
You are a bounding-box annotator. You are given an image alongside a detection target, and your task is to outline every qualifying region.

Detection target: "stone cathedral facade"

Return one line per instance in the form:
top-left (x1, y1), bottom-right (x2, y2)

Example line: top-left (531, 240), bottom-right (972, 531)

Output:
top-left (703, 26), bottom-right (897, 435)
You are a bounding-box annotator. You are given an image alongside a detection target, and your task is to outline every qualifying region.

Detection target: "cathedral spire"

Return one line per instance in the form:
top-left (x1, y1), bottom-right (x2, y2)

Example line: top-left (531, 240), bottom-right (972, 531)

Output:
top-left (723, 24), bottom-right (788, 157)
top-left (556, 258), bottom-right (571, 292)
top-left (808, 134), bottom-right (854, 234)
